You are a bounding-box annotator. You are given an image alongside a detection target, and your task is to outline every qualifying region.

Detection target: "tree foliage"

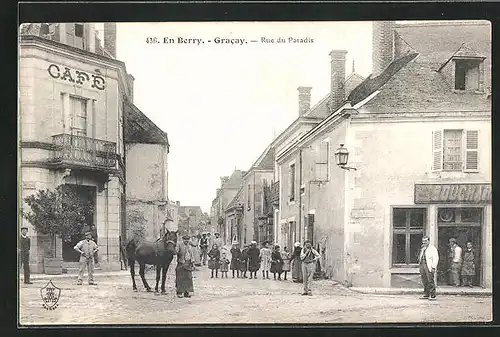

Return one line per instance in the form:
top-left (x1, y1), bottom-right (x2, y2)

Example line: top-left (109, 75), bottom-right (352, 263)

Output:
top-left (126, 208), bottom-right (147, 243)
top-left (22, 185), bottom-right (94, 257)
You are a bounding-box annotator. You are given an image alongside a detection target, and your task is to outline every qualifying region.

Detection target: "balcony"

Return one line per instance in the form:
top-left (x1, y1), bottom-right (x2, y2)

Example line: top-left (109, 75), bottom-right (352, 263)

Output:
top-left (51, 133), bottom-right (116, 170)
top-left (271, 181), bottom-right (279, 206)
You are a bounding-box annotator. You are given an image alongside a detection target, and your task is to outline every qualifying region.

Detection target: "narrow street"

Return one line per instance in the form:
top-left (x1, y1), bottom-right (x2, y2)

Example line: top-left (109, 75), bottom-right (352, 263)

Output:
top-left (19, 262), bottom-right (492, 325)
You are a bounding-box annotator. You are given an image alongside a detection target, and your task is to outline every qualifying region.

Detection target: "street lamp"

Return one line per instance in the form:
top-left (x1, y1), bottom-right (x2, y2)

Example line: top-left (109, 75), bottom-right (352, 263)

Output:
top-left (334, 144), bottom-right (357, 171)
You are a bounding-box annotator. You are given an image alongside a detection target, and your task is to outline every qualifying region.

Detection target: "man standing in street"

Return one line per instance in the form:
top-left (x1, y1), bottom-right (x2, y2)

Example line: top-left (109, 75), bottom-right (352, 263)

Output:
top-left (74, 231), bottom-right (99, 285)
top-left (199, 233), bottom-right (209, 266)
top-left (20, 226), bottom-right (32, 284)
top-left (175, 235), bottom-right (195, 298)
top-left (418, 236), bottom-right (439, 300)
top-left (449, 238), bottom-right (462, 287)
top-left (300, 240), bottom-right (320, 296)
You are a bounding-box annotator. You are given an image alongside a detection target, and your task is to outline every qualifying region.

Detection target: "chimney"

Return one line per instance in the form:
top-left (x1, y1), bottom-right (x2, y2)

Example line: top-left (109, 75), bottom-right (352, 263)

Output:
top-left (329, 50), bottom-right (348, 111)
top-left (372, 21), bottom-right (395, 77)
top-left (127, 73), bottom-right (135, 102)
top-left (297, 87), bottom-right (312, 116)
top-left (176, 201), bottom-right (180, 207)
top-left (103, 22), bottom-right (117, 58)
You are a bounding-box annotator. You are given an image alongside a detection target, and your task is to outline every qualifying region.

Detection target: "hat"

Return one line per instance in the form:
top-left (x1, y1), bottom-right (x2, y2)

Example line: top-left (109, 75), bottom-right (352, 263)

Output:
top-left (182, 235), bottom-right (190, 240)
top-left (85, 231), bottom-right (92, 236)
top-left (304, 239), bottom-right (312, 244)
top-left (294, 242), bottom-right (301, 247)
top-left (232, 240), bottom-right (239, 245)
top-left (251, 240), bottom-right (257, 245)
top-left (21, 226), bottom-right (28, 230)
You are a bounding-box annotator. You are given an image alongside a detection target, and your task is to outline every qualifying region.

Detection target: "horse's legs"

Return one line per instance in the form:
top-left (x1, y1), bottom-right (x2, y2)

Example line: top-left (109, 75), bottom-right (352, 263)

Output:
top-left (161, 263), bottom-right (169, 293)
top-left (129, 258), bottom-right (137, 291)
top-left (155, 265), bottom-right (161, 293)
top-left (139, 263), bottom-right (152, 292)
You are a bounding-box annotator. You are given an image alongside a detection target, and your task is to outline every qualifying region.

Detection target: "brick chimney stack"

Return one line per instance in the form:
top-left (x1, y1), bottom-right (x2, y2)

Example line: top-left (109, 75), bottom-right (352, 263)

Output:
top-left (372, 21), bottom-right (395, 77)
top-left (329, 50), bottom-right (348, 111)
top-left (103, 22), bottom-right (117, 58)
top-left (297, 86), bottom-right (312, 116)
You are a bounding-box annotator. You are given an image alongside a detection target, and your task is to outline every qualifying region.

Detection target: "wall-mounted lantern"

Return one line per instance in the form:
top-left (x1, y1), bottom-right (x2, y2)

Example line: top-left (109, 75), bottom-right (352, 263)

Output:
top-left (334, 144), bottom-right (357, 171)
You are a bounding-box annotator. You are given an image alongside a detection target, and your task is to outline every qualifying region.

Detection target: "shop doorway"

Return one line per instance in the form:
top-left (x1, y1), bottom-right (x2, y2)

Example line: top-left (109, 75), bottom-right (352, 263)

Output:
top-left (437, 207), bottom-right (482, 286)
top-left (62, 185), bottom-right (96, 262)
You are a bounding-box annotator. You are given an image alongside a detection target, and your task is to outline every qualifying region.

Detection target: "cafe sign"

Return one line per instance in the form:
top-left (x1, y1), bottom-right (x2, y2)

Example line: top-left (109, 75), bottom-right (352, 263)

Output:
top-left (414, 183), bottom-right (491, 204)
top-left (47, 64), bottom-right (106, 90)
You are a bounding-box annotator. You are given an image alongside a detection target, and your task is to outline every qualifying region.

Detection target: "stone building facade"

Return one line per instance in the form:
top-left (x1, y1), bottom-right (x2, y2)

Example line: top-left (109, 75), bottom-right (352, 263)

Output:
top-left (19, 23), bottom-right (130, 272)
top-left (276, 20), bottom-right (491, 288)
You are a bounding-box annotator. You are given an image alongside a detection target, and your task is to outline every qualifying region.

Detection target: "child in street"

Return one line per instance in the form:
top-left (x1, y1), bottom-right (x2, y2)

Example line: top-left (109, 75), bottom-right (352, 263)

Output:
top-left (281, 246), bottom-right (291, 280)
top-left (220, 252), bottom-right (230, 278)
top-left (208, 243), bottom-right (220, 278)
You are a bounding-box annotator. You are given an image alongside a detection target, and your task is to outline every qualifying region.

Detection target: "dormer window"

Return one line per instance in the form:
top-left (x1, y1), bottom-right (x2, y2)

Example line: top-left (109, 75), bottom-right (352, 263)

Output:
top-left (454, 59), bottom-right (481, 91)
top-left (437, 43), bottom-right (486, 93)
top-left (75, 24), bottom-right (84, 38)
top-left (40, 23), bottom-right (50, 35)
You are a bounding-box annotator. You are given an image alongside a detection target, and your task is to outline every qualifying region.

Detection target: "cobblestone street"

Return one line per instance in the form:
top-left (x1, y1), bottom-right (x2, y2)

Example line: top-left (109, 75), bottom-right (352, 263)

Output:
top-left (19, 262), bottom-right (492, 325)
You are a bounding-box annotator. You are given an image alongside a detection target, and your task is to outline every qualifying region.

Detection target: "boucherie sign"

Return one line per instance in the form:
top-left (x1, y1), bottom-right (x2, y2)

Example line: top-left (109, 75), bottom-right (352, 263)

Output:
top-left (415, 183), bottom-right (491, 204)
top-left (47, 64), bottom-right (106, 90)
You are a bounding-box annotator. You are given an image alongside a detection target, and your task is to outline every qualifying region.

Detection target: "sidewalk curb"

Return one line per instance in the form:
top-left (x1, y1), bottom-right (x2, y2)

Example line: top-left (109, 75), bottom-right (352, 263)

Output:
top-left (349, 287), bottom-right (492, 296)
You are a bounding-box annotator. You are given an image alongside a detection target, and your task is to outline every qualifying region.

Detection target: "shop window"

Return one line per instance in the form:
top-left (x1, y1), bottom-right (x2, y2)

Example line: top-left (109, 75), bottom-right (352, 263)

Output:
top-left (392, 208), bottom-right (426, 267)
top-left (432, 129), bottom-right (479, 172)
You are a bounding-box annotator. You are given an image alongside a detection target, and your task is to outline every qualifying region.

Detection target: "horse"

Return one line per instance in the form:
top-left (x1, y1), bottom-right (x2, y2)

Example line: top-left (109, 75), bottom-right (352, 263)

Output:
top-left (125, 229), bottom-right (178, 293)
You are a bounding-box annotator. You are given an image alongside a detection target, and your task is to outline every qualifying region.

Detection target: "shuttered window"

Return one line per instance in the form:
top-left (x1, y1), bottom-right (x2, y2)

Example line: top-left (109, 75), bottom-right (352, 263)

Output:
top-left (289, 163), bottom-right (295, 202)
top-left (432, 130), bottom-right (443, 171)
top-left (432, 129), bottom-right (479, 172)
top-left (315, 140), bottom-right (329, 181)
top-left (465, 130), bottom-right (479, 171)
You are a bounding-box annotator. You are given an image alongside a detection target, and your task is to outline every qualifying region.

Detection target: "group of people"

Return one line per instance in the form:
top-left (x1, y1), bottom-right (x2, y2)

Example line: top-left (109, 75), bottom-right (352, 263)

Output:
top-left (19, 226), bottom-right (100, 286)
top-left (203, 238), bottom-right (321, 296)
top-left (447, 238), bottom-right (476, 287)
top-left (418, 236), bottom-right (476, 301)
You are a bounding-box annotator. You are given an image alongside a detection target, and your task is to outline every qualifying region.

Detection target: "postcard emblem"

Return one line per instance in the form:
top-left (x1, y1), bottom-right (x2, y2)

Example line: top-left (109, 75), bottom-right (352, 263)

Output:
top-left (40, 280), bottom-right (60, 310)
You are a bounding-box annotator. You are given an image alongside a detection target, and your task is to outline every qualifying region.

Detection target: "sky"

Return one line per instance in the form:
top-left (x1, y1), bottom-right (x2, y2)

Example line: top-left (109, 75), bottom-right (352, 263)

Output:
top-left (102, 22), bottom-right (374, 213)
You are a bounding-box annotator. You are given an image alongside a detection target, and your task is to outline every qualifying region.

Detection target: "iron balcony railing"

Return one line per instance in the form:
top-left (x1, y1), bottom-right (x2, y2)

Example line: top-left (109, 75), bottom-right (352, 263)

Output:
top-left (52, 133), bottom-right (116, 169)
top-left (271, 180), bottom-right (279, 206)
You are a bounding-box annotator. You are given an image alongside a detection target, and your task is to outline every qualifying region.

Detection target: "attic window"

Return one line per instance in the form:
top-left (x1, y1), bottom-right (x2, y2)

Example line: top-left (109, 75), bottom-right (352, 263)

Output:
top-left (454, 59), bottom-right (481, 91)
top-left (40, 23), bottom-right (50, 35)
top-left (75, 24), bottom-right (84, 38)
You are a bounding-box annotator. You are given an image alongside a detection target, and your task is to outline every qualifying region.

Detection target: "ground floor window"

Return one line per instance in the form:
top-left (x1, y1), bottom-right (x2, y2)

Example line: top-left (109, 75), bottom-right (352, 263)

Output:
top-left (392, 207), bottom-right (426, 267)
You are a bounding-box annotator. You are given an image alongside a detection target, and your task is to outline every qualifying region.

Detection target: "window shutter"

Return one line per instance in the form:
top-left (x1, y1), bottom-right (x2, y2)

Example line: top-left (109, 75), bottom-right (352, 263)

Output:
top-left (319, 141), bottom-right (329, 163)
top-left (432, 130), bottom-right (443, 171)
top-left (465, 130), bottom-right (479, 171)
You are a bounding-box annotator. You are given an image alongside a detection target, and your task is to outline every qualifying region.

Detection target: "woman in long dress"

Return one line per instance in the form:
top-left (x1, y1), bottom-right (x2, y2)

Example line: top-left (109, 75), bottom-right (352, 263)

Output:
top-left (230, 241), bottom-right (242, 278)
top-left (281, 246), bottom-right (291, 281)
top-left (247, 241), bottom-right (260, 279)
top-left (190, 235), bottom-right (202, 267)
top-left (291, 242), bottom-right (303, 283)
top-left (270, 244), bottom-right (283, 280)
top-left (259, 241), bottom-right (272, 280)
top-left (461, 241), bottom-right (476, 287)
